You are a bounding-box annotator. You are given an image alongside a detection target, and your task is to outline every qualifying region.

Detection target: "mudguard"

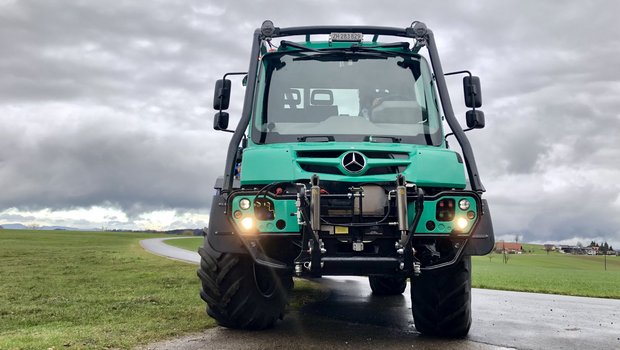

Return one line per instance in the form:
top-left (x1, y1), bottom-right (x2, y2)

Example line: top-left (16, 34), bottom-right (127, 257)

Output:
top-left (206, 179), bottom-right (246, 254)
top-left (463, 199), bottom-right (495, 256)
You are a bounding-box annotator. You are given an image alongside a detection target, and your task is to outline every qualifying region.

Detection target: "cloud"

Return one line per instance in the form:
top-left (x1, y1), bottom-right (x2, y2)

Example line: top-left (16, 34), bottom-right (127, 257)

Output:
top-left (0, 0), bottom-right (619, 244)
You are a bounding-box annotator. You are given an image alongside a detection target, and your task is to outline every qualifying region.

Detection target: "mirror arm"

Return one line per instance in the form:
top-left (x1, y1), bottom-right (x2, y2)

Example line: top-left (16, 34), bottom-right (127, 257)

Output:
top-left (443, 70), bottom-right (478, 145)
top-left (444, 70), bottom-right (478, 111)
top-left (216, 72), bottom-right (248, 113)
top-left (215, 72), bottom-right (248, 133)
top-left (444, 127), bottom-right (475, 147)
top-left (444, 70), bottom-right (472, 77)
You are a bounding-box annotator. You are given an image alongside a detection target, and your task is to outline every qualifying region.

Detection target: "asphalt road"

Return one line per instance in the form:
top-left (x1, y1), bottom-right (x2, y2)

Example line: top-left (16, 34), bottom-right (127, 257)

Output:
top-left (140, 237), bottom-right (620, 350)
top-left (139, 237), bottom-right (201, 264)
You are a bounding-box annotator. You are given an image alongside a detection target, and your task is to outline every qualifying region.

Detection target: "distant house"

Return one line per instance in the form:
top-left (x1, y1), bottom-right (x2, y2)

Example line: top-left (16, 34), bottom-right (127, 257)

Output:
top-left (495, 242), bottom-right (523, 254)
top-left (558, 245), bottom-right (586, 255)
top-left (585, 247), bottom-right (597, 255)
top-left (558, 245), bottom-right (572, 254)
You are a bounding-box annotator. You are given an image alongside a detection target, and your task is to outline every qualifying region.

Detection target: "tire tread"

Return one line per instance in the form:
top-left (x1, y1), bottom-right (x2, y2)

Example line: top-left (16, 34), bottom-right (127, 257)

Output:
top-left (411, 257), bottom-right (472, 338)
top-left (197, 238), bottom-right (291, 330)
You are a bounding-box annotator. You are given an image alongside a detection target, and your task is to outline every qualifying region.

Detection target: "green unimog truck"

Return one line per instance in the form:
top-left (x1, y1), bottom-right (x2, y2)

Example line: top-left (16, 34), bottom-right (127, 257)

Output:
top-left (198, 20), bottom-right (494, 338)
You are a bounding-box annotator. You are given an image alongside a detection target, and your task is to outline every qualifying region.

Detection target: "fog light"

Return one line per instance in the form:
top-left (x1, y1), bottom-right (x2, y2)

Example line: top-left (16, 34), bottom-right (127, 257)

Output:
top-left (241, 217), bottom-right (254, 231)
top-left (456, 217), bottom-right (468, 230)
top-left (425, 220), bottom-right (436, 231)
top-left (458, 199), bottom-right (470, 211)
top-left (239, 198), bottom-right (251, 210)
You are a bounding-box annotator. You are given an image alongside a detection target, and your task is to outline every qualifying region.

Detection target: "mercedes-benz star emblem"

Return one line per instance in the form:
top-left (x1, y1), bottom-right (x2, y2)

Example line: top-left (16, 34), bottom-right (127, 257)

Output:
top-left (341, 151), bottom-right (367, 174)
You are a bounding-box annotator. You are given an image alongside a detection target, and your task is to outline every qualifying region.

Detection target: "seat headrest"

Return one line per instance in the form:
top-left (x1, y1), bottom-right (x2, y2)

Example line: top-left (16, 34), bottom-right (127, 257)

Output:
top-left (310, 89), bottom-right (334, 106)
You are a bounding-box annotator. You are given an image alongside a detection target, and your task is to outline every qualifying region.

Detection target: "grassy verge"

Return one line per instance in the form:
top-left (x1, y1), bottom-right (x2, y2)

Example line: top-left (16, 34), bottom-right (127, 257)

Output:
top-left (0, 229), bottom-right (214, 349)
top-left (472, 252), bottom-right (620, 298)
top-left (162, 237), bottom-right (204, 251)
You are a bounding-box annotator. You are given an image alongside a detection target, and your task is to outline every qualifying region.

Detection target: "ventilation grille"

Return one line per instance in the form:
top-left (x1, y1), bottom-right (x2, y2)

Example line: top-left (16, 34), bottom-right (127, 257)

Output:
top-left (296, 150), bottom-right (409, 176)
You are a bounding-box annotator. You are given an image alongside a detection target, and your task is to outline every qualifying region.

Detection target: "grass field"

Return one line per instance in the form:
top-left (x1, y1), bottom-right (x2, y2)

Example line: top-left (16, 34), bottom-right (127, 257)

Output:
top-left (472, 251), bottom-right (620, 298)
top-left (0, 230), bottom-right (324, 350)
top-left (165, 238), bottom-right (620, 299)
top-left (163, 236), bottom-right (204, 251)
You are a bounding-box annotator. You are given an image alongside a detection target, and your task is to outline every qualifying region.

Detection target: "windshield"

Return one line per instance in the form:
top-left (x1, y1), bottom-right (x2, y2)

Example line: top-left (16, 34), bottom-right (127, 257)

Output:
top-left (252, 49), bottom-right (443, 145)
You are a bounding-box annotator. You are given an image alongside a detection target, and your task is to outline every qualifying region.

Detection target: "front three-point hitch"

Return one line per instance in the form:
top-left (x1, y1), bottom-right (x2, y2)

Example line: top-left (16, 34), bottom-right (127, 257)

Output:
top-left (293, 174), bottom-right (424, 278)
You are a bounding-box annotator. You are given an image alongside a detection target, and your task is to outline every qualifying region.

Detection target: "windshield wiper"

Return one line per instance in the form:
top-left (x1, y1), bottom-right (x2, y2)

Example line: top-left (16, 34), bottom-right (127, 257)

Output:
top-left (347, 42), bottom-right (409, 55)
top-left (365, 135), bottom-right (402, 143)
top-left (293, 51), bottom-right (389, 61)
top-left (297, 135), bottom-right (335, 142)
top-left (280, 40), bottom-right (321, 53)
top-left (353, 42), bottom-right (410, 50)
top-left (280, 40), bottom-right (402, 59)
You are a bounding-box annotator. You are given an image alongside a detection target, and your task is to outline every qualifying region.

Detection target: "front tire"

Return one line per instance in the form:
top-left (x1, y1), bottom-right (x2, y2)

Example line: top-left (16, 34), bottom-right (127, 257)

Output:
top-left (411, 256), bottom-right (472, 338)
top-left (197, 238), bottom-right (292, 330)
top-left (369, 276), bottom-right (407, 295)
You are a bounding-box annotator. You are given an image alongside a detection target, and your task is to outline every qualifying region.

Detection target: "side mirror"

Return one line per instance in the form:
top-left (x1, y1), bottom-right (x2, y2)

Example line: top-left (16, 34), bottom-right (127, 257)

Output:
top-left (466, 110), bottom-right (485, 129)
top-left (213, 79), bottom-right (231, 110)
top-left (463, 76), bottom-right (482, 108)
top-left (213, 112), bottom-right (229, 131)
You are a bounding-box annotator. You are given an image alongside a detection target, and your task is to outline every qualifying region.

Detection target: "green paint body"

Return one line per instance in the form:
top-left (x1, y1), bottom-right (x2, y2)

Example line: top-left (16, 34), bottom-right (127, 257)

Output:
top-left (240, 143), bottom-right (466, 188)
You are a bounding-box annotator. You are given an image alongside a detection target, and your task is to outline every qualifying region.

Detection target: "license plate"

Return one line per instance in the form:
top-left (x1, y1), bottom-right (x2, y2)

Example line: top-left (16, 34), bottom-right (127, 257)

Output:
top-left (330, 32), bottom-right (363, 42)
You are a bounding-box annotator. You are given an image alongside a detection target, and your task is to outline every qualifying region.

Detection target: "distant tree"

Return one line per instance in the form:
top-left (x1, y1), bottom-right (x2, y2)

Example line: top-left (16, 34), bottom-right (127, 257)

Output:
top-left (515, 234), bottom-right (520, 243)
top-left (503, 251), bottom-right (510, 264)
top-left (29, 223), bottom-right (40, 230)
top-left (601, 242), bottom-right (609, 254)
top-left (501, 241), bottom-right (510, 264)
top-left (576, 242), bottom-right (583, 248)
top-left (610, 246), bottom-right (614, 252)
top-left (544, 245), bottom-right (553, 255)
top-left (601, 242), bottom-right (609, 271)
top-left (589, 241), bottom-right (597, 247)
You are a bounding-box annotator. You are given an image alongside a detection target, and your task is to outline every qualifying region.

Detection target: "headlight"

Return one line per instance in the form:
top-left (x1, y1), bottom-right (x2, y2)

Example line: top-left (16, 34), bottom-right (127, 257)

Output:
top-left (241, 217), bottom-right (254, 230)
top-left (458, 199), bottom-right (470, 211)
top-left (456, 217), bottom-right (468, 230)
top-left (239, 198), bottom-right (251, 210)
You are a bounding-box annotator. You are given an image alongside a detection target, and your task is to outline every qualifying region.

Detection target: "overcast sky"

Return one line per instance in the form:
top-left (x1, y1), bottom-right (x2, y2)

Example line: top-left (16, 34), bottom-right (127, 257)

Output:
top-left (1, 1), bottom-right (619, 246)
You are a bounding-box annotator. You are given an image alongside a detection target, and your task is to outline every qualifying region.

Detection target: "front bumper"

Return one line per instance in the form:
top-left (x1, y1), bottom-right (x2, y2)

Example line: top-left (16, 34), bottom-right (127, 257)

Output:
top-left (206, 180), bottom-right (494, 276)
